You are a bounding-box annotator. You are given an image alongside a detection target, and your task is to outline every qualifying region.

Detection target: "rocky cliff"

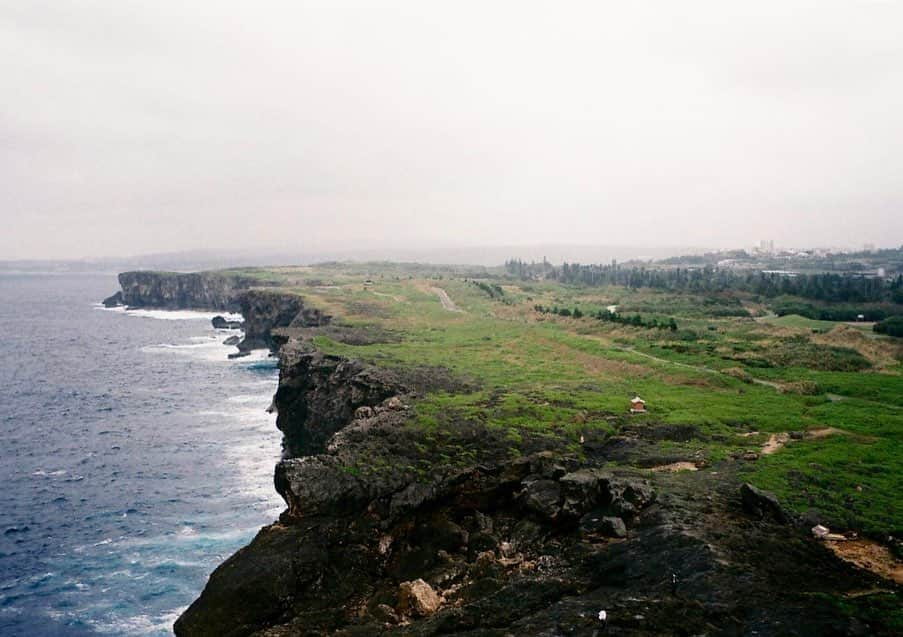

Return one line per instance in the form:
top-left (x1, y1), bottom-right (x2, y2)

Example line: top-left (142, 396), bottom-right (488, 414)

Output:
top-left (106, 272), bottom-right (897, 636)
top-left (238, 290), bottom-right (331, 352)
top-left (109, 270), bottom-right (263, 311)
top-left (174, 336), bottom-right (896, 636)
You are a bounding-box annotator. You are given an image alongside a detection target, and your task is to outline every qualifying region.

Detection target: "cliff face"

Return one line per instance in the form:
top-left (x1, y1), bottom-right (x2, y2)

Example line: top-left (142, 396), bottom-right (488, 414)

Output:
top-left (115, 271), bottom-right (260, 311)
top-left (272, 345), bottom-right (402, 457)
top-left (238, 290), bottom-right (331, 352)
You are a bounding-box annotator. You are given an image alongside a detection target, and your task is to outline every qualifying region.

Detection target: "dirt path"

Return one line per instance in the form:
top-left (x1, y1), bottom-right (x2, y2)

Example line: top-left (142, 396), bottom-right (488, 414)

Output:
top-left (431, 287), bottom-right (463, 313)
top-left (825, 539), bottom-right (903, 584)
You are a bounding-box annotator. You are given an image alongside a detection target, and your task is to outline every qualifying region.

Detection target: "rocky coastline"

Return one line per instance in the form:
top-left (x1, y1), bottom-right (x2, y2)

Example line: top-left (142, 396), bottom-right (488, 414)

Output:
top-left (105, 272), bottom-right (899, 637)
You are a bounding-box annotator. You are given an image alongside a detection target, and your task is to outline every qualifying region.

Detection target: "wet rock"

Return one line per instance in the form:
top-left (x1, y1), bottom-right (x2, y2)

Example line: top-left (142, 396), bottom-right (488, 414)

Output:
top-left (227, 351), bottom-right (250, 359)
top-left (740, 482), bottom-right (789, 524)
top-left (397, 579), bottom-right (441, 617)
top-left (222, 335), bottom-right (241, 346)
top-left (212, 315), bottom-right (242, 329)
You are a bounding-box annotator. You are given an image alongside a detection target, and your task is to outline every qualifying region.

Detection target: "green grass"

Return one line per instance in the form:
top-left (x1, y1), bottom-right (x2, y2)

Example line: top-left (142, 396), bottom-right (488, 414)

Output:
top-left (264, 264), bottom-right (903, 535)
top-left (757, 313), bottom-right (873, 332)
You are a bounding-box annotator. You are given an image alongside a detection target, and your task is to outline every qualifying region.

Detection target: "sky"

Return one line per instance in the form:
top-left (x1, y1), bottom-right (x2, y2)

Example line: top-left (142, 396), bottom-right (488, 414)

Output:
top-left (1, 1), bottom-right (902, 260)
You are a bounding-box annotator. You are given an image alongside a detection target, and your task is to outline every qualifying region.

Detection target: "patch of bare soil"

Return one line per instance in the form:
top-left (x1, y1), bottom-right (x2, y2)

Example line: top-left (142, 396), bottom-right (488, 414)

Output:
top-left (650, 461), bottom-right (699, 472)
top-left (825, 539), bottom-right (903, 585)
top-left (761, 433), bottom-right (789, 455)
top-left (813, 324), bottom-right (903, 369)
top-left (755, 427), bottom-right (843, 456)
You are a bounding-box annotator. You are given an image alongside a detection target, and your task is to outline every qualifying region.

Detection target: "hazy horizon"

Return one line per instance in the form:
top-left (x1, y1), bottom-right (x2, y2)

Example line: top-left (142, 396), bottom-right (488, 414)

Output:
top-left (3, 1), bottom-right (902, 260)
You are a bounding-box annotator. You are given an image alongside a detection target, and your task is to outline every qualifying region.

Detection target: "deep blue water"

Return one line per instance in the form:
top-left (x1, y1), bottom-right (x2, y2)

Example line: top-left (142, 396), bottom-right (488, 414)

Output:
top-left (0, 274), bottom-right (283, 636)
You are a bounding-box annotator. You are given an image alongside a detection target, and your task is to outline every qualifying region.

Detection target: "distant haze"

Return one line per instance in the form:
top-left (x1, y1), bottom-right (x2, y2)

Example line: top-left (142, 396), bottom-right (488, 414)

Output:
top-left (2, 1), bottom-right (902, 260)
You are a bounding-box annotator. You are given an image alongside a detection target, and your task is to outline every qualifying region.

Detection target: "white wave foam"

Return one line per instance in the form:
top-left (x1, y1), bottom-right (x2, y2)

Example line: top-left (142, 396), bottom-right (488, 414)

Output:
top-left (90, 608), bottom-right (184, 636)
top-left (96, 306), bottom-right (242, 322)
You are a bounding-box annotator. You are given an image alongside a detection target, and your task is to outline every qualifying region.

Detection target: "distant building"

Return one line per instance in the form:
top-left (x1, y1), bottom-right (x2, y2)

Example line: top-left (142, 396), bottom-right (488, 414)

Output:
top-left (629, 396), bottom-right (646, 413)
top-left (759, 239), bottom-right (774, 254)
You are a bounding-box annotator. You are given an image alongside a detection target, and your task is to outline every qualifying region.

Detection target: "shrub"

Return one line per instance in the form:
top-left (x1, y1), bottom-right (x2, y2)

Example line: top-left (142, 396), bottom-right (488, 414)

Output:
top-left (874, 316), bottom-right (903, 338)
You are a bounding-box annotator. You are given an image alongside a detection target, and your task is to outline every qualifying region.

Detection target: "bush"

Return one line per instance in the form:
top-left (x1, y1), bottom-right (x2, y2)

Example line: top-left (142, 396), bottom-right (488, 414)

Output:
top-left (874, 316), bottom-right (903, 338)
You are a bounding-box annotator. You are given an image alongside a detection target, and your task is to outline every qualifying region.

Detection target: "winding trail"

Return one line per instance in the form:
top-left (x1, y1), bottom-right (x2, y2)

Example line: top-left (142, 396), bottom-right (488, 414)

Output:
top-left (431, 287), bottom-right (463, 313)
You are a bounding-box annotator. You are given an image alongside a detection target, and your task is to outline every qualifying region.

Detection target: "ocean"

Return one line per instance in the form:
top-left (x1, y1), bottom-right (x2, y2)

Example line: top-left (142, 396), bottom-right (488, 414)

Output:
top-left (0, 273), bottom-right (283, 636)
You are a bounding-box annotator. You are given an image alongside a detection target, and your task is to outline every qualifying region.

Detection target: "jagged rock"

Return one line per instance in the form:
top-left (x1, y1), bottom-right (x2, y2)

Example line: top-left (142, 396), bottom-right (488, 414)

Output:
top-left (273, 348), bottom-right (405, 456)
top-left (468, 531), bottom-right (500, 557)
top-left (371, 603), bottom-right (400, 624)
top-left (559, 468), bottom-right (608, 516)
top-left (275, 456), bottom-right (368, 518)
top-left (238, 290), bottom-right (330, 351)
top-left (580, 512), bottom-right (627, 538)
top-left (354, 405), bottom-right (375, 419)
top-left (397, 579), bottom-right (441, 617)
top-left (102, 290), bottom-right (123, 307)
top-left (740, 483), bottom-right (789, 524)
top-left (608, 476), bottom-right (656, 517)
top-left (522, 479), bottom-right (562, 519)
top-left (212, 315), bottom-right (242, 329)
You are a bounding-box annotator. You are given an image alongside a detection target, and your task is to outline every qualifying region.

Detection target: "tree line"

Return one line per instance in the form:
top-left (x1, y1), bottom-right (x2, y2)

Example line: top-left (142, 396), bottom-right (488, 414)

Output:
top-left (504, 259), bottom-right (903, 305)
top-left (534, 305), bottom-right (678, 331)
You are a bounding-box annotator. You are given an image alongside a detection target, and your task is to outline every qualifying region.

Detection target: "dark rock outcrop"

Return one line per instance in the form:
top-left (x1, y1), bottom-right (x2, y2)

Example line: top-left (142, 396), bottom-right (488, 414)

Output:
top-left (117, 271), bottom-right (261, 311)
top-left (740, 482), bottom-right (789, 524)
top-left (102, 290), bottom-right (123, 307)
top-left (238, 290), bottom-right (330, 352)
top-left (272, 346), bottom-right (401, 457)
top-left (212, 315), bottom-right (242, 329)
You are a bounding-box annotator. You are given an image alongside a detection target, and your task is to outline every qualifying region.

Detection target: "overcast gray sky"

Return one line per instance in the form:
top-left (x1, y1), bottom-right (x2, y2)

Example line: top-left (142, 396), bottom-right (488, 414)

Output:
top-left (2, 1), bottom-right (901, 260)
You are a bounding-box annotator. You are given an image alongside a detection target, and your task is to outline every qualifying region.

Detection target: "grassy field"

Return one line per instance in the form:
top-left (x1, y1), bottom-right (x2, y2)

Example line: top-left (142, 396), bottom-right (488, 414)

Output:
top-left (246, 263), bottom-right (903, 536)
top-left (757, 313), bottom-right (875, 332)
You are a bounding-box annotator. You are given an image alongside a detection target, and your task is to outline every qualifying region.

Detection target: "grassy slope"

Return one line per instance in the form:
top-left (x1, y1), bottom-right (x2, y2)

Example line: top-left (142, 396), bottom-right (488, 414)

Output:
top-left (250, 264), bottom-right (903, 536)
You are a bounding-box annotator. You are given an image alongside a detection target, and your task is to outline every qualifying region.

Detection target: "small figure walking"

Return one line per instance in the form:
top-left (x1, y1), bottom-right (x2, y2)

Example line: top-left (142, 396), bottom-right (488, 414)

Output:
top-left (670, 572), bottom-right (679, 596)
top-left (597, 609), bottom-right (608, 632)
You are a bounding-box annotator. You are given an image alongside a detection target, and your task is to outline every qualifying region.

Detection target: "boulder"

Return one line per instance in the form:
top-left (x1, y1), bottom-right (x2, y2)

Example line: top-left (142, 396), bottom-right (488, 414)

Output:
top-left (522, 479), bottom-right (562, 519)
top-left (222, 335), bottom-right (241, 346)
top-left (212, 315), bottom-right (242, 329)
top-left (579, 512), bottom-right (627, 538)
top-left (740, 483), bottom-right (788, 524)
top-left (397, 579), bottom-right (441, 617)
top-left (607, 476), bottom-right (656, 517)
